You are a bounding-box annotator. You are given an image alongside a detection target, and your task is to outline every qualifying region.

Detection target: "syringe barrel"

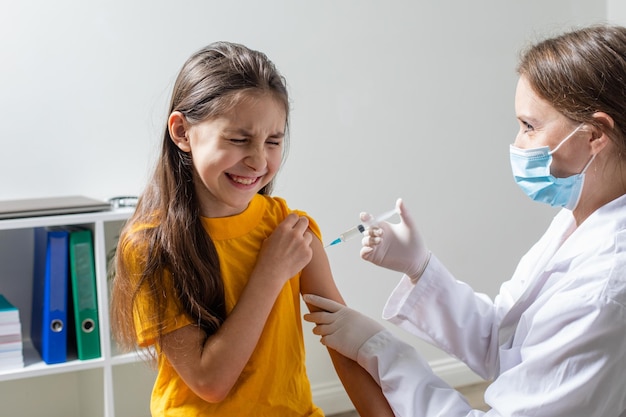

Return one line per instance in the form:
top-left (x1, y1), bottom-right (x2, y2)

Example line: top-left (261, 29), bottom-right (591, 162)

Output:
top-left (340, 224), bottom-right (366, 242)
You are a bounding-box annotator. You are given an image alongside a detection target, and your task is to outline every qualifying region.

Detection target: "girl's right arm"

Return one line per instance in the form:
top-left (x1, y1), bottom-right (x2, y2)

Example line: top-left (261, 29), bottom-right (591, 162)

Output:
top-left (159, 213), bottom-right (313, 403)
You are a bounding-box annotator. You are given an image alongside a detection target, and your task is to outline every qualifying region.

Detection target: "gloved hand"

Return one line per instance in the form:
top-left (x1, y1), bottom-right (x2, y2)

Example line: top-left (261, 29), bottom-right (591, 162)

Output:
top-left (303, 294), bottom-right (384, 361)
top-left (360, 198), bottom-right (431, 282)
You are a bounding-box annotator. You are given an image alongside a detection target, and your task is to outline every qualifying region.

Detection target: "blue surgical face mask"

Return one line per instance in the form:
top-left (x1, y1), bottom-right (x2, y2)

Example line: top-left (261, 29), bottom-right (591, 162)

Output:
top-left (509, 123), bottom-right (595, 210)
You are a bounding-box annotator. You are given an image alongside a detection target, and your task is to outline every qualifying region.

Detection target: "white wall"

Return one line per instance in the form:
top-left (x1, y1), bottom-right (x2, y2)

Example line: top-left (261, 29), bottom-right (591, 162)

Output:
top-left (0, 0), bottom-right (612, 413)
top-left (609, 0), bottom-right (626, 24)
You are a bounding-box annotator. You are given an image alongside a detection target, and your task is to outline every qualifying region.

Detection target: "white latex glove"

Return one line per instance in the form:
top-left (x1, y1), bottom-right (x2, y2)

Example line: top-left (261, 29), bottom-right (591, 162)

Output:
top-left (303, 294), bottom-right (384, 361)
top-left (360, 198), bottom-right (431, 282)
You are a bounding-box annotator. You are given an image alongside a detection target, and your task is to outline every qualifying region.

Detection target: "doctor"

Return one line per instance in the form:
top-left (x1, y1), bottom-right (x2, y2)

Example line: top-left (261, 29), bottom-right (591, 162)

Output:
top-left (304, 24), bottom-right (626, 416)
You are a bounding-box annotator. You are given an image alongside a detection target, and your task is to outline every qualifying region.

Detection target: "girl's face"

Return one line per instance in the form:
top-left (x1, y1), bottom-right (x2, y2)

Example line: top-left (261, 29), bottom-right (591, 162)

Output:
top-left (513, 75), bottom-right (592, 178)
top-left (170, 93), bottom-right (286, 218)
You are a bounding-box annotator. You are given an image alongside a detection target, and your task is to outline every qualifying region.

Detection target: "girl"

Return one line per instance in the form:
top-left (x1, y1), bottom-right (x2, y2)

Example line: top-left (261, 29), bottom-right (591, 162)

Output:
top-left (110, 42), bottom-right (393, 416)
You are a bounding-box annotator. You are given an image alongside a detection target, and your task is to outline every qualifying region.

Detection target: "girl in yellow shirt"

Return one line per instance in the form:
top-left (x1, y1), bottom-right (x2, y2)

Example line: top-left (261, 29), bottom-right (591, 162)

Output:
top-left (110, 41), bottom-right (393, 417)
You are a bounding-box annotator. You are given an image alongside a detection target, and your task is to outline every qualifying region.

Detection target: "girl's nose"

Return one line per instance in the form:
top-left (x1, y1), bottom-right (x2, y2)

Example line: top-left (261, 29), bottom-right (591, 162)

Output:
top-left (244, 146), bottom-right (267, 171)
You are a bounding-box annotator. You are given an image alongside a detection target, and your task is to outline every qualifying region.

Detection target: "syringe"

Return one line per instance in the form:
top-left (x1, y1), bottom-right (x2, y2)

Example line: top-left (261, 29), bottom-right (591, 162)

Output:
top-left (325, 207), bottom-right (399, 247)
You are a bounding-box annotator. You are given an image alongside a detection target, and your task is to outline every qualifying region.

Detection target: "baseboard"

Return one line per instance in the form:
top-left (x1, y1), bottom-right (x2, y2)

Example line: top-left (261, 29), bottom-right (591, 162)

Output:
top-left (312, 356), bottom-right (484, 415)
top-left (311, 380), bottom-right (355, 415)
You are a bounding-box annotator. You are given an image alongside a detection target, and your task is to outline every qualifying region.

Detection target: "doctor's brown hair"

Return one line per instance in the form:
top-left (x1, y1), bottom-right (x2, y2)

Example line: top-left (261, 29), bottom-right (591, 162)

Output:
top-left (517, 25), bottom-right (626, 155)
top-left (110, 42), bottom-right (290, 352)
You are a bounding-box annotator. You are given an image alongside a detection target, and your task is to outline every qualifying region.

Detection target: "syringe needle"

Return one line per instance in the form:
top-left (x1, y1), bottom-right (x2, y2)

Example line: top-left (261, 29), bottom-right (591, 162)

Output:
top-left (325, 206), bottom-right (398, 248)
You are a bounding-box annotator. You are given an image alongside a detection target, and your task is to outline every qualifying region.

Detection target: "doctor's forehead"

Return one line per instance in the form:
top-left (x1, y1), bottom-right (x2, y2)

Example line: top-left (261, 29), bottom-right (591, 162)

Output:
top-left (514, 76), bottom-right (561, 123)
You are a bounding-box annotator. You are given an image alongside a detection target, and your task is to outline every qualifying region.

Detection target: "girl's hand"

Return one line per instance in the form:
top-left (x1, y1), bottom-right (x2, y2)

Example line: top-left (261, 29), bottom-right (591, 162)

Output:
top-left (255, 213), bottom-right (313, 285)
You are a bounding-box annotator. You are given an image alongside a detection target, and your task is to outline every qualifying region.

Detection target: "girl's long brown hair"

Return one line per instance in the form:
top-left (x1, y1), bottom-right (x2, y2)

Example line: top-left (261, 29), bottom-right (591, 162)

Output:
top-left (110, 42), bottom-right (289, 352)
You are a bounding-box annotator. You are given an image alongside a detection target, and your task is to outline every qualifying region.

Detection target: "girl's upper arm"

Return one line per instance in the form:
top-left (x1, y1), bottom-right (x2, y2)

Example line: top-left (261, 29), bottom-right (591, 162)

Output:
top-left (300, 235), bottom-right (345, 311)
top-left (159, 325), bottom-right (214, 396)
top-left (300, 234), bottom-right (396, 417)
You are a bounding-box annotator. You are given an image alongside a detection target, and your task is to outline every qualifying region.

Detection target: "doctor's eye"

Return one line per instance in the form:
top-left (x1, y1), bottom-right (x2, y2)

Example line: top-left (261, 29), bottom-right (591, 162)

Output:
top-left (520, 120), bottom-right (534, 132)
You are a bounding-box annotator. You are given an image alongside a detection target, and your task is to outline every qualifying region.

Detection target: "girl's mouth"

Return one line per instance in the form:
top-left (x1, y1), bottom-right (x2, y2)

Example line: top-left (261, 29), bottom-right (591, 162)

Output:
top-left (227, 173), bottom-right (261, 186)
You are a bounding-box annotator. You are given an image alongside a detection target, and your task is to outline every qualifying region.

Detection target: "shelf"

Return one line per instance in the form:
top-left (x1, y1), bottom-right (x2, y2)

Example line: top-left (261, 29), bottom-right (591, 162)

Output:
top-left (0, 342), bottom-right (104, 382)
top-left (0, 207), bottom-right (154, 417)
top-left (0, 208), bottom-right (134, 231)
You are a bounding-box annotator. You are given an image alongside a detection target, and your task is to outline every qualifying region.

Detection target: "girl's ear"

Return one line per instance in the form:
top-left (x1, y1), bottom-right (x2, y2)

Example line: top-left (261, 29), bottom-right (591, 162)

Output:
top-left (168, 111), bottom-right (191, 152)
top-left (589, 112), bottom-right (615, 155)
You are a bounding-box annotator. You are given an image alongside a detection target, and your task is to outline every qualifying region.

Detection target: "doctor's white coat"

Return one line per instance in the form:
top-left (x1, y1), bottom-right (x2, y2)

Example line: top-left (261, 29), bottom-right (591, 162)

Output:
top-left (357, 194), bottom-right (626, 416)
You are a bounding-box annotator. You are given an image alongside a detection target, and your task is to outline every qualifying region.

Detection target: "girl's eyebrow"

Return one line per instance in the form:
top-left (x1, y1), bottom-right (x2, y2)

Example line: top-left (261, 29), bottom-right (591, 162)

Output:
top-left (221, 127), bottom-right (255, 139)
top-left (223, 127), bottom-right (285, 138)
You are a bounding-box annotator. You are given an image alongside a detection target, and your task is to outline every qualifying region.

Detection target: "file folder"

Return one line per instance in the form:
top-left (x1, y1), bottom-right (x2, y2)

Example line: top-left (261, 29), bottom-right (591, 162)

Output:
top-left (68, 228), bottom-right (101, 360)
top-left (31, 227), bottom-right (69, 364)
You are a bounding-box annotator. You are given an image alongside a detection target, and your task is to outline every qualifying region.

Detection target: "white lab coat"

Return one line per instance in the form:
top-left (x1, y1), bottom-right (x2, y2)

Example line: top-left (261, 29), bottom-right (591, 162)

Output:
top-left (356, 194), bottom-right (626, 417)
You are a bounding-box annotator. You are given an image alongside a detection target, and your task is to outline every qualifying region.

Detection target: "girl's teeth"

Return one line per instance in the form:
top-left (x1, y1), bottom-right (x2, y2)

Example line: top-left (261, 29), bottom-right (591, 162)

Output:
top-left (231, 175), bottom-right (256, 185)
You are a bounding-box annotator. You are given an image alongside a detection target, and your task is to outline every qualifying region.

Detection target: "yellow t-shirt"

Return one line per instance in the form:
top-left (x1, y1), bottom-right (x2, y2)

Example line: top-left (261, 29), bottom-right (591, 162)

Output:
top-left (129, 194), bottom-right (324, 416)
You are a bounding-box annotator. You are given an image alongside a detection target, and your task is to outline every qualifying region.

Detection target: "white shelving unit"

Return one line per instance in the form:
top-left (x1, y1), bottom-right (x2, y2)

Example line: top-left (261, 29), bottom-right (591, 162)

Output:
top-left (0, 209), bottom-right (156, 417)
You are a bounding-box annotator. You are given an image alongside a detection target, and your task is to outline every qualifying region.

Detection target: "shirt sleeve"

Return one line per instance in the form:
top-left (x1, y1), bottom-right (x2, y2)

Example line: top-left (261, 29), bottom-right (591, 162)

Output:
top-left (360, 296), bottom-right (626, 417)
top-left (293, 208), bottom-right (322, 242)
top-left (373, 256), bottom-right (626, 416)
top-left (133, 268), bottom-right (193, 347)
top-left (382, 255), bottom-right (500, 379)
top-left (120, 235), bottom-right (192, 347)
top-left (484, 291), bottom-right (626, 416)
top-left (357, 330), bottom-right (481, 417)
